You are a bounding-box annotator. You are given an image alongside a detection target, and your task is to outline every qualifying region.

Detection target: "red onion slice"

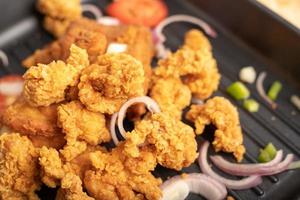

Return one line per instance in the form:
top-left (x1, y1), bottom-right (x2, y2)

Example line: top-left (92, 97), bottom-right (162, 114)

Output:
top-left (255, 154), bottom-right (294, 176)
top-left (0, 50), bottom-right (9, 67)
top-left (185, 173), bottom-right (227, 199)
top-left (82, 4), bottom-right (103, 20)
top-left (210, 150), bottom-right (283, 176)
top-left (288, 161), bottom-right (300, 170)
top-left (110, 113), bottom-right (120, 145)
top-left (198, 141), bottom-right (263, 190)
top-left (256, 72), bottom-right (277, 109)
top-left (117, 96), bottom-right (160, 138)
top-left (191, 97), bottom-right (204, 105)
top-left (153, 14), bottom-right (217, 59)
top-left (161, 173), bottom-right (227, 200)
top-left (160, 176), bottom-right (190, 200)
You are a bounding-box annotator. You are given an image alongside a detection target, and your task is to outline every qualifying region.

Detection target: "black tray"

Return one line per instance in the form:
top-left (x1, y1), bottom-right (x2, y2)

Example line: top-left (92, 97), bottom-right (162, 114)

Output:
top-left (0, 0), bottom-right (300, 199)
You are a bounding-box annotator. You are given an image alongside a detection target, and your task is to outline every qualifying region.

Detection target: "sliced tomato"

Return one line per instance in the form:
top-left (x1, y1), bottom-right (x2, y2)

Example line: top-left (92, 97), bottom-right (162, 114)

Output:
top-left (0, 75), bottom-right (23, 96)
top-left (107, 0), bottom-right (168, 27)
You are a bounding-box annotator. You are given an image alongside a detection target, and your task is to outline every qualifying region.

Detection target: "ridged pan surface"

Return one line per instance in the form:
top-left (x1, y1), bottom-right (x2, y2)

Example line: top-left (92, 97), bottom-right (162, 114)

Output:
top-left (0, 0), bottom-right (299, 199)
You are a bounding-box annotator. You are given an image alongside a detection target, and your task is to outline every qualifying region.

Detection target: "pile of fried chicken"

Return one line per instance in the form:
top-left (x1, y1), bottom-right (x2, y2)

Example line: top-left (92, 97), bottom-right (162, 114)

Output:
top-left (0, 0), bottom-right (246, 199)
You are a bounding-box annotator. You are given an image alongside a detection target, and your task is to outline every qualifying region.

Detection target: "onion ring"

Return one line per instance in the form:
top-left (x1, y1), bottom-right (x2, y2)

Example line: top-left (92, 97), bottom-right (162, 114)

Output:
top-left (256, 71), bottom-right (277, 109)
top-left (198, 141), bottom-right (263, 190)
top-left (210, 150), bottom-right (283, 176)
top-left (82, 4), bottom-right (103, 20)
top-left (161, 173), bottom-right (227, 200)
top-left (153, 14), bottom-right (217, 59)
top-left (0, 50), bottom-right (9, 71)
top-left (117, 96), bottom-right (160, 138)
top-left (191, 97), bottom-right (204, 105)
top-left (110, 112), bottom-right (120, 145)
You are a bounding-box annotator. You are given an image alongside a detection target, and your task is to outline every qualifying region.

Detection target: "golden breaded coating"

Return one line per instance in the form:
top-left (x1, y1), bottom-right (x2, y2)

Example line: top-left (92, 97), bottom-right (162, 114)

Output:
top-left (23, 45), bottom-right (89, 107)
top-left (37, 0), bottom-right (81, 37)
top-left (57, 101), bottom-right (110, 161)
top-left (39, 146), bottom-right (65, 187)
top-left (0, 133), bottom-right (40, 200)
top-left (23, 61), bottom-right (78, 106)
top-left (39, 146), bottom-right (101, 188)
top-left (23, 25), bottom-right (107, 68)
top-left (116, 25), bottom-right (154, 89)
top-left (43, 17), bottom-right (72, 38)
top-left (58, 101), bottom-right (110, 145)
top-left (56, 173), bottom-right (94, 200)
top-left (78, 53), bottom-right (145, 114)
top-left (37, 0), bottom-right (81, 19)
top-left (186, 97), bottom-right (245, 161)
top-left (124, 112), bottom-right (197, 170)
top-left (84, 146), bottom-right (162, 200)
top-left (154, 30), bottom-right (220, 100)
top-left (115, 25), bottom-right (154, 119)
top-left (2, 97), bottom-right (59, 137)
top-left (183, 29), bottom-right (212, 51)
top-left (150, 77), bottom-right (191, 119)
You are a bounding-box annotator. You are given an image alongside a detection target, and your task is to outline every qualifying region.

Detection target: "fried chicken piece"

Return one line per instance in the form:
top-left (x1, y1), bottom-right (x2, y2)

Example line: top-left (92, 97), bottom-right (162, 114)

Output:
top-left (2, 97), bottom-right (59, 137)
top-left (78, 53), bottom-right (145, 114)
top-left (57, 101), bottom-right (110, 161)
top-left (37, 0), bottom-right (81, 19)
top-left (183, 29), bottom-right (212, 51)
top-left (23, 26), bottom-right (106, 68)
top-left (84, 145), bottom-right (162, 200)
top-left (56, 173), bottom-right (94, 200)
top-left (124, 112), bottom-right (197, 170)
top-left (23, 45), bottom-right (89, 107)
top-left (0, 133), bottom-right (40, 200)
top-left (154, 30), bottom-right (220, 99)
top-left (114, 25), bottom-right (154, 119)
top-left (1, 98), bottom-right (66, 149)
top-left (43, 17), bottom-right (72, 39)
top-left (115, 25), bottom-right (154, 87)
top-left (39, 145), bottom-right (102, 188)
top-left (37, 0), bottom-right (82, 37)
top-left (150, 77), bottom-right (191, 119)
top-left (186, 97), bottom-right (245, 161)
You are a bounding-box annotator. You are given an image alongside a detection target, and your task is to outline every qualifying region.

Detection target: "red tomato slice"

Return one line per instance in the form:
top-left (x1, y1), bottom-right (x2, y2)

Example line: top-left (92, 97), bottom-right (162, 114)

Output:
top-left (107, 0), bottom-right (168, 27)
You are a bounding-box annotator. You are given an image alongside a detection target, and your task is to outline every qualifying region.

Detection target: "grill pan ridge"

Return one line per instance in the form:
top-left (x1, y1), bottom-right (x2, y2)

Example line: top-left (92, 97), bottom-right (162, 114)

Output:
top-left (0, 0), bottom-right (299, 199)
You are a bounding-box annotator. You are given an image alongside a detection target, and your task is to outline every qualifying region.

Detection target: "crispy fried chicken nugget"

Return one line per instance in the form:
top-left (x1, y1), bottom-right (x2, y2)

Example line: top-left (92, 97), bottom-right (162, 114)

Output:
top-left (23, 45), bottom-right (89, 107)
top-left (186, 97), bottom-right (245, 161)
top-left (84, 146), bottom-right (162, 200)
top-left (37, 0), bottom-right (81, 19)
top-left (1, 98), bottom-right (66, 149)
top-left (78, 53), bottom-right (145, 114)
top-left (124, 112), bottom-right (197, 170)
top-left (43, 17), bottom-right (72, 39)
top-left (2, 98), bottom-right (59, 137)
top-left (56, 173), bottom-right (94, 200)
top-left (23, 26), bottom-right (106, 68)
top-left (37, 0), bottom-right (82, 37)
top-left (154, 30), bottom-right (220, 99)
top-left (183, 29), bottom-right (212, 51)
top-left (150, 77), bottom-right (191, 119)
top-left (57, 101), bottom-right (110, 161)
top-left (39, 146), bottom-right (102, 188)
top-left (0, 133), bottom-right (40, 200)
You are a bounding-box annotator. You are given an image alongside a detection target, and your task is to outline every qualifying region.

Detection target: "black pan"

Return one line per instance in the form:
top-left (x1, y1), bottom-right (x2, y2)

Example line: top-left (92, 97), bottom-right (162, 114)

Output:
top-left (0, 0), bottom-right (299, 199)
